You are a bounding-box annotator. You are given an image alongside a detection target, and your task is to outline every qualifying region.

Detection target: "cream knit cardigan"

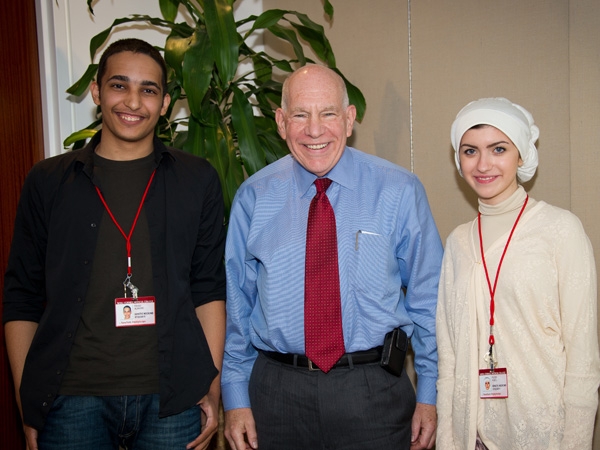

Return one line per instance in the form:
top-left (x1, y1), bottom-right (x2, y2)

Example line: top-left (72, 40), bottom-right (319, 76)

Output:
top-left (436, 187), bottom-right (600, 450)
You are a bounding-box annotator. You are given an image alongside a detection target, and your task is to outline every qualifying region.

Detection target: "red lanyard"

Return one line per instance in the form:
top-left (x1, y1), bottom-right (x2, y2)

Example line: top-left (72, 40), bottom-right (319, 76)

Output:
top-left (478, 195), bottom-right (528, 357)
top-left (95, 169), bottom-right (156, 276)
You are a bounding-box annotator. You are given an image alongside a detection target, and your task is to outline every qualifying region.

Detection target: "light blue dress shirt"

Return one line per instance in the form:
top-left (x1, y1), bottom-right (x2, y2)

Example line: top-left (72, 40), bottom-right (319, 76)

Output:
top-left (222, 147), bottom-right (443, 410)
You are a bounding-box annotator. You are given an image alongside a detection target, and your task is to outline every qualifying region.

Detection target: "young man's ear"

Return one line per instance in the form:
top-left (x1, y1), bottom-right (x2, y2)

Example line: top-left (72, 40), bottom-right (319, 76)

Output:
top-left (160, 93), bottom-right (171, 116)
top-left (91, 81), bottom-right (101, 106)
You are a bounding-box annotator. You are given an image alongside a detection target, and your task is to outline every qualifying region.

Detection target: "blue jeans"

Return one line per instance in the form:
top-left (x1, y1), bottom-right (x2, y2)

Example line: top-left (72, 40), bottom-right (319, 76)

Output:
top-left (37, 394), bottom-right (201, 450)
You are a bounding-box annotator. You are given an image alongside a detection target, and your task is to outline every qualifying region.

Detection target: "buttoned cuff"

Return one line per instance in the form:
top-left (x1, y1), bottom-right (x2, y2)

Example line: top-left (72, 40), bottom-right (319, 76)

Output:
top-left (221, 381), bottom-right (251, 411)
top-left (416, 375), bottom-right (437, 405)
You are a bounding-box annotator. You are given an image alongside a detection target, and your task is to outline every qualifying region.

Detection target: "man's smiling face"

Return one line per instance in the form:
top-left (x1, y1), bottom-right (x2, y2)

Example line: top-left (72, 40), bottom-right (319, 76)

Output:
top-left (275, 65), bottom-right (356, 177)
top-left (91, 51), bottom-right (169, 154)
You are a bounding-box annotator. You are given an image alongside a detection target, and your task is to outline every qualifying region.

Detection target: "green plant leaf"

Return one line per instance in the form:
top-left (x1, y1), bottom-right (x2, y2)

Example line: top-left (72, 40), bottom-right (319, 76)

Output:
top-left (88, 15), bottom-right (193, 62)
top-left (184, 114), bottom-right (242, 220)
top-left (292, 12), bottom-right (326, 35)
top-left (66, 63), bottom-right (98, 96)
top-left (271, 59), bottom-right (294, 73)
top-left (230, 85), bottom-right (266, 176)
top-left (75, 15), bottom-right (193, 95)
top-left (290, 22), bottom-right (335, 68)
top-left (246, 49), bottom-right (294, 73)
top-left (68, 0), bottom-right (366, 223)
top-left (204, 0), bottom-right (239, 86)
top-left (165, 32), bottom-right (193, 83)
top-left (323, 0), bottom-right (334, 19)
top-left (128, 15), bottom-right (194, 36)
top-left (267, 23), bottom-right (306, 66)
top-left (255, 116), bottom-right (289, 163)
top-left (164, 82), bottom-right (182, 123)
top-left (246, 79), bottom-right (282, 118)
top-left (89, 17), bottom-right (137, 61)
top-left (182, 30), bottom-right (214, 118)
top-left (172, 129), bottom-right (188, 148)
top-left (242, 10), bottom-right (285, 38)
top-left (63, 129), bottom-right (98, 149)
top-left (251, 53), bottom-right (273, 84)
top-left (220, 123), bottom-right (244, 221)
top-left (160, 0), bottom-right (179, 22)
top-left (288, 12), bottom-right (336, 66)
top-left (206, 119), bottom-right (245, 221)
top-left (333, 68), bottom-right (367, 123)
top-left (258, 132), bottom-right (290, 165)
top-left (184, 114), bottom-right (210, 159)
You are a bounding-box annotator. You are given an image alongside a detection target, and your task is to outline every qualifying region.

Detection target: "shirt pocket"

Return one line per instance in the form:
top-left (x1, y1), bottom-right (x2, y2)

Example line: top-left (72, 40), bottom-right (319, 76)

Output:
top-left (351, 231), bottom-right (392, 299)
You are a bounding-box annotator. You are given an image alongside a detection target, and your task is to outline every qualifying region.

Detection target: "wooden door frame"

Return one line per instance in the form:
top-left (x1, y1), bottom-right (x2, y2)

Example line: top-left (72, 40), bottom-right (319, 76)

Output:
top-left (0, 0), bottom-right (45, 448)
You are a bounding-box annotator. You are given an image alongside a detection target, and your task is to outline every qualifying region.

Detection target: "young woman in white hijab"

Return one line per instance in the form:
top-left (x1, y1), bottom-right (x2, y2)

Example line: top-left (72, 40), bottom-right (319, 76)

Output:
top-left (436, 97), bottom-right (600, 450)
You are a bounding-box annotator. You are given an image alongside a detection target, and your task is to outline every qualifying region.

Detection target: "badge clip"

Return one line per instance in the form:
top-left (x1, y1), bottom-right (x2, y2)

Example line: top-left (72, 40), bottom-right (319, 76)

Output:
top-left (484, 346), bottom-right (498, 372)
top-left (123, 275), bottom-right (139, 299)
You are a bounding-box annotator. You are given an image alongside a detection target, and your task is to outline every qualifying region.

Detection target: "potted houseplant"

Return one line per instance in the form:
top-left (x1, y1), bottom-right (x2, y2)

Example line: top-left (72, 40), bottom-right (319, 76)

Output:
top-left (65, 0), bottom-right (366, 220)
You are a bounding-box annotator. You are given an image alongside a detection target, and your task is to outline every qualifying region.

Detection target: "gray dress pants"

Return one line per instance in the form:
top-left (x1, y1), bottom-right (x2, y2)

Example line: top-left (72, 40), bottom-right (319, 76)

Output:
top-left (249, 351), bottom-right (416, 450)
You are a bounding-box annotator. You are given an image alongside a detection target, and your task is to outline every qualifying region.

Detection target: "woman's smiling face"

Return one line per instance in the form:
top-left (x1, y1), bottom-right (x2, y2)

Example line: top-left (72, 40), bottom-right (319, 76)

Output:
top-left (459, 125), bottom-right (523, 205)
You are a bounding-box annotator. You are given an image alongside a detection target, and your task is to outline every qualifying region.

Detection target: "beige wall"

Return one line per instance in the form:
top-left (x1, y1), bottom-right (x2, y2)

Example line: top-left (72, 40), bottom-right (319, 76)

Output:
top-left (265, 0), bottom-right (600, 445)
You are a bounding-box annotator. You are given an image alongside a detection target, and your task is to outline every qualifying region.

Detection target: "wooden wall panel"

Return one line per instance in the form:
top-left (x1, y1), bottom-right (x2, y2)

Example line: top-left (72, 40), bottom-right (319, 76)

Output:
top-left (0, 0), bottom-right (44, 448)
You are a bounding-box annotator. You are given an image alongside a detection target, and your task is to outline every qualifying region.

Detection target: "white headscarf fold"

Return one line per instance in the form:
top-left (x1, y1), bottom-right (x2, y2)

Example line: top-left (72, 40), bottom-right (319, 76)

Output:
top-left (450, 97), bottom-right (539, 182)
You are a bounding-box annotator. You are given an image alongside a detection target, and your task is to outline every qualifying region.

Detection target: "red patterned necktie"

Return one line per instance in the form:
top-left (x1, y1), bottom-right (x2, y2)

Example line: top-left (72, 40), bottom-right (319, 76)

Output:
top-left (304, 177), bottom-right (345, 373)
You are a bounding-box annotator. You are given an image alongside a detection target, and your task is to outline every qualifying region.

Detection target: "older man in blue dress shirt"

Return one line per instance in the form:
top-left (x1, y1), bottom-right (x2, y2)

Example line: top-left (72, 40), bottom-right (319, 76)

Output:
top-left (221, 64), bottom-right (442, 450)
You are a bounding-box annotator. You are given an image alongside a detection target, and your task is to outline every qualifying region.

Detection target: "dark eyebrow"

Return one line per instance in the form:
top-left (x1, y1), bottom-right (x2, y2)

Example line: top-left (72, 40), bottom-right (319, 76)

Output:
top-left (459, 140), bottom-right (511, 149)
top-left (107, 75), bottom-right (161, 91)
top-left (140, 80), bottom-right (161, 91)
top-left (107, 75), bottom-right (129, 83)
top-left (485, 140), bottom-right (511, 148)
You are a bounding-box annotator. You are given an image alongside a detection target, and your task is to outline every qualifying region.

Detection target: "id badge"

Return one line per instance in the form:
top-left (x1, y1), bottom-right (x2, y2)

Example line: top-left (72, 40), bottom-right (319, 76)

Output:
top-left (115, 297), bottom-right (156, 327)
top-left (479, 368), bottom-right (508, 398)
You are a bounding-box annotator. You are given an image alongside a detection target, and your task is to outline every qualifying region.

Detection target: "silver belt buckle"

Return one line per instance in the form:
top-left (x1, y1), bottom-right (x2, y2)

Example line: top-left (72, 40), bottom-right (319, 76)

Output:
top-left (307, 359), bottom-right (320, 371)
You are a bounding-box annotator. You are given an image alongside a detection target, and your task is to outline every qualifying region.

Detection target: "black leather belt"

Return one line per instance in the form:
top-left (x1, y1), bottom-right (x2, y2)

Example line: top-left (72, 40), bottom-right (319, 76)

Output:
top-left (262, 347), bottom-right (383, 371)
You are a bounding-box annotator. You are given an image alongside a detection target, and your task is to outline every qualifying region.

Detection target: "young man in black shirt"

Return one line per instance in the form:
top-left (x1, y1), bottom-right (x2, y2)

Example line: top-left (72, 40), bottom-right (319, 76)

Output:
top-left (3, 38), bottom-right (226, 450)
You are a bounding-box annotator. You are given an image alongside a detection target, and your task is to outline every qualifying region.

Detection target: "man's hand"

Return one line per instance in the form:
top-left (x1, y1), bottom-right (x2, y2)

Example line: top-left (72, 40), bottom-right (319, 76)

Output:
top-left (5, 322), bottom-right (39, 450)
top-left (410, 402), bottom-right (436, 449)
top-left (187, 301), bottom-right (226, 449)
top-left (224, 407), bottom-right (258, 450)
top-left (24, 424), bottom-right (38, 450)
top-left (185, 393), bottom-right (220, 450)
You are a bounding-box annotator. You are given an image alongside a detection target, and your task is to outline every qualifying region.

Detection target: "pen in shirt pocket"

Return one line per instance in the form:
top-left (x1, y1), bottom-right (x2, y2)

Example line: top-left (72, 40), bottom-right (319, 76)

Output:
top-left (355, 230), bottom-right (381, 250)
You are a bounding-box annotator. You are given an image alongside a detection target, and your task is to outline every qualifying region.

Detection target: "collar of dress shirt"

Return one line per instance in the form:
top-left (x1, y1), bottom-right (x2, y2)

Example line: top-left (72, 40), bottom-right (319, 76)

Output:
top-left (292, 146), bottom-right (355, 198)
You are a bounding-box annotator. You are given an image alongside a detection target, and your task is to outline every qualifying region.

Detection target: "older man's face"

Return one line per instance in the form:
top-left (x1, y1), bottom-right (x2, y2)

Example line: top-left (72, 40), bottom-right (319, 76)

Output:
top-left (276, 67), bottom-right (356, 177)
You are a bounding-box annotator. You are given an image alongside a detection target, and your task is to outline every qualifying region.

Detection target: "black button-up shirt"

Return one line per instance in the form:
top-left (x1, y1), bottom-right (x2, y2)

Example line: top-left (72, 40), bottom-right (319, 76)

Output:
top-left (3, 133), bottom-right (226, 430)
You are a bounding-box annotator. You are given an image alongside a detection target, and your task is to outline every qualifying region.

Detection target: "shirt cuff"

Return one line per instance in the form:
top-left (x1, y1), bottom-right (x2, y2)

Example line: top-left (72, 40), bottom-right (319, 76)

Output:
top-left (416, 375), bottom-right (437, 405)
top-left (221, 381), bottom-right (252, 411)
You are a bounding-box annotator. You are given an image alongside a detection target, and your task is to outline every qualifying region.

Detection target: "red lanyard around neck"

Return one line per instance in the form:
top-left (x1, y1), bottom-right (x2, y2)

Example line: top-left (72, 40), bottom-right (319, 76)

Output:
top-left (478, 195), bottom-right (528, 354)
top-left (95, 169), bottom-right (157, 276)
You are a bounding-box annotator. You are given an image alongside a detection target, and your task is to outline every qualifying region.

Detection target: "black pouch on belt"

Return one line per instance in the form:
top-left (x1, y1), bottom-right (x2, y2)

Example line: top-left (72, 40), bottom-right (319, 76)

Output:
top-left (380, 326), bottom-right (408, 377)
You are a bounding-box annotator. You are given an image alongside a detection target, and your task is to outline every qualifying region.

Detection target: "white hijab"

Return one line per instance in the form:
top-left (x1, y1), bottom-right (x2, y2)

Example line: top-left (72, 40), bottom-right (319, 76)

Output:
top-left (450, 97), bottom-right (539, 182)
